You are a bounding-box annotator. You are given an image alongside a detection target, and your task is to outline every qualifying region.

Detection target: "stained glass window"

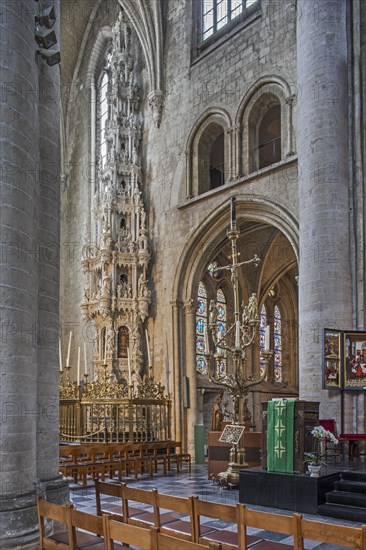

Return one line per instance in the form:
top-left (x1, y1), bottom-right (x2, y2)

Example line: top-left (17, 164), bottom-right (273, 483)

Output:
top-left (274, 305), bottom-right (282, 382)
top-left (259, 304), bottom-right (267, 377)
top-left (196, 282), bottom-right (208, 374)
top-left (215, 288), bottom-right (226, 374)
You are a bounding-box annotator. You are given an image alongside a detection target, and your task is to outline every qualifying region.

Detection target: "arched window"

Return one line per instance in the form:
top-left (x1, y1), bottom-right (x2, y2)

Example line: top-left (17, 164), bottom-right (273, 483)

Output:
top-left (210, 132), bottom-right (225, 189)
top-left (258, 104), bottom-right (281, 169)
top-left (97, 51), bottom-right (112, 172)
top-left (118, 326), bottom-right (129, 359)
top-left (101, 327), bottom-right (106, 361)
top-left (201, 0), bottom-right (259, 42)
top-left (196, 282), bottom-right (208, 374)
top-left (215, 288), bottom-right (227, 374)
top-left (198, 123), bottom-right (225, 194)
top-left (259, 304), bottom-right (267, 377)
top-left (274, 305), bottom-right (282, 382)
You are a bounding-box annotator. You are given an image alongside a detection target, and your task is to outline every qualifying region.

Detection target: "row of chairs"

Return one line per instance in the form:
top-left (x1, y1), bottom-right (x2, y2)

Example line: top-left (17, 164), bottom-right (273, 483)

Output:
top-left (59, 441), bottom-right (191, 486)
top-left (37, 497), bottom-right (221, 550)
top-left (95, 481), bottom-right (366, 549)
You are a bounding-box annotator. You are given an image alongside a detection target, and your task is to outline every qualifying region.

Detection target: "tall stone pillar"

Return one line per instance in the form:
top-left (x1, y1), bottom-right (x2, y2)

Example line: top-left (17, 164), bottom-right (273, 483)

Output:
top-left (184, 300), bottom-right (198, 458)
top-left (0, 1), bottom-right (39, 546)
top-left (297, 0), bottom-right (353, 418)
top-left (36, 0), bottom-right (69, 503)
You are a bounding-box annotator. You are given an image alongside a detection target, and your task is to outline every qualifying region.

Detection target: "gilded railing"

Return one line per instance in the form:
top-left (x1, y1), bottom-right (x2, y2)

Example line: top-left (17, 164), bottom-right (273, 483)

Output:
top-left (59, 365), bottom-right (171, 442)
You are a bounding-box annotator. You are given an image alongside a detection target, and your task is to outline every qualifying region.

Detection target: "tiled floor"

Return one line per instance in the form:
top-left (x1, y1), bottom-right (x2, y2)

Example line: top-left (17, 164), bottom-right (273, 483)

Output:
top-left (69, 461), bottom-right (365, 550)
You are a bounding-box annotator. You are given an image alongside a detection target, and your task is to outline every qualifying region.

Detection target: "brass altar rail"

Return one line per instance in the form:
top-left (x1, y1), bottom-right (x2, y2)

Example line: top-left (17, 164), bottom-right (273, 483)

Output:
top-left (60, 397), bottom-right (172, 443)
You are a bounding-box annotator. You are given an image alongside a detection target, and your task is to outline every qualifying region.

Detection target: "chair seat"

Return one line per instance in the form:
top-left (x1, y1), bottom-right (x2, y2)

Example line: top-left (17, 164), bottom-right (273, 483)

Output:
top-left (249, 541), bottom-right (294, 550)
top-left (203, 530), bottom-right (262, 547)
top-left (50, 530), bottom-right (103, 548)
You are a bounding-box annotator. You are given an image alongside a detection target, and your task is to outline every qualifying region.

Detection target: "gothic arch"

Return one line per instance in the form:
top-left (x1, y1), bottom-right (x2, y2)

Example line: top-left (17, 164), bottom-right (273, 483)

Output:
top-left (171, 195), bottom-right (299, 452)
top-left (235, 75), bottom-right (295, 176)
top-left (185, 108), bottom-right (233, 198)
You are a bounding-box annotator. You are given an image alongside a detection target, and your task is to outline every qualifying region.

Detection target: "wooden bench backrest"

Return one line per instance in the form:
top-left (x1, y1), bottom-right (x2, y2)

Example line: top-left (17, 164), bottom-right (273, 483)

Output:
top-left (70, 508), bottom-right (103, 536)
top-left (301, 518), bottom-right (366, 549)
top-left (239, 507), bottom-right (303, 550)
top-left (103, 514), bottom-right (152, 549)
top-left (150, 527), bottom-right (222, 550)
top-left (37, 497), bottom-right (75, 550)
top-left (194, 497), bottom-right (238, 523)
top-left (95, 480), bottom-right (122, 516)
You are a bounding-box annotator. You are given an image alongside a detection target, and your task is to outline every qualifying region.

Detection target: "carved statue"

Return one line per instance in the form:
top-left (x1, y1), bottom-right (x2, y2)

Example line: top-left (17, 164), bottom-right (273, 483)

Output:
top-left (209, 299), bottom-right (218, 326)
top-left (106, 327), bottom-right (115, 353)
top-left (212, 390), bottom-right (224, 432)
top-left (247, 293), bottom-right (259, 321)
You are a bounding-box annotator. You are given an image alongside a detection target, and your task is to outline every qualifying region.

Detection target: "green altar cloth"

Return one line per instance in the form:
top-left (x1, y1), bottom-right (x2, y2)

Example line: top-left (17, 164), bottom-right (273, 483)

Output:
top-left (267, 399), bottom-right (295, 473)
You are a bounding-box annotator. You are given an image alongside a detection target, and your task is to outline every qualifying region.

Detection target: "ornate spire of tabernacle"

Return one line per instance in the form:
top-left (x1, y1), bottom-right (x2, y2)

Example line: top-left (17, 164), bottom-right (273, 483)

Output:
top-left (81, 8), bottom-right (151, 386)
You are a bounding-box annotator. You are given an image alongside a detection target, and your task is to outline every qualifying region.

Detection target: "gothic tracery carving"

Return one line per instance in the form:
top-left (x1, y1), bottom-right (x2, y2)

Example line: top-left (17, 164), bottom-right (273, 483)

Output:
top-left (81, 10), bottom-right (151, 384)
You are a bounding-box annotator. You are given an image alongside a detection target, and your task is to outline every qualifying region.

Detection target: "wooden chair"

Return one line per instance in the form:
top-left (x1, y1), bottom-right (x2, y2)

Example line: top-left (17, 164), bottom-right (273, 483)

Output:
top-left (301, 518), bottom-right (366, 549)
top-left (121, 484), bottom-right (159, 527)
top-left (238, 506), bottom-right (303, 550)
top-left (193, 498), bottom-right (262, 549)
top-left (37, 497), bottom-right (76, 550)
top-left (103, 513), bottom-right (152, 550)
top-left (150, 526), bottom-right (222, 550)
top-left (155, 492), bottom-right (214, 542)
top-left (95, 480), bottom-right (123, 518)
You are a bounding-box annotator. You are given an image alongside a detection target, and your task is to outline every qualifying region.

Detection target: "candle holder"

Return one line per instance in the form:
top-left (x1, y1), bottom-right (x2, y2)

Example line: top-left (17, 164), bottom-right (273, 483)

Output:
top-left (205, 197), bottom-right (267, 488)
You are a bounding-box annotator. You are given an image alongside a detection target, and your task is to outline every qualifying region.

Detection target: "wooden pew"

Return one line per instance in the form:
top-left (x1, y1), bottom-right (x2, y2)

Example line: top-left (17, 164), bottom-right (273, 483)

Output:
top-left (193, 498), bottom-right (262, 549)
top-left (238, 506), bottom-right (303, 550)
top-left (150, 526), bottom-right (222, 550)
top-left (301, 518), bottom-right (366, 549)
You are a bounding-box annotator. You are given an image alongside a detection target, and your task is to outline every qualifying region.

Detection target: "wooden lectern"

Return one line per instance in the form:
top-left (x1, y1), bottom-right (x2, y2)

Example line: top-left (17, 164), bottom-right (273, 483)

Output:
top-left (261, 400), bottom-right (319, 473)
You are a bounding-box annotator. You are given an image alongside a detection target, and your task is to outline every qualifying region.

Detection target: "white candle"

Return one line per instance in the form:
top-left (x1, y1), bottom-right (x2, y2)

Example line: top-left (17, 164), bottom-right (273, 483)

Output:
top-left (77, 346), bottom-right (80, 386)
top-left (265, 325), bottom-right (271, 350)
top-left (59, 337), bottom-right (63, 372)
top-left (127, 348), bottom-right (132, 385)
top-left (145, 329), bottom-right (151, 367)
top-left (235, 320), bottom-right (240, 348)
top-left (84, 343), bottom-right (87, 375)
top-left (66, 331), bottom-right (72, 368)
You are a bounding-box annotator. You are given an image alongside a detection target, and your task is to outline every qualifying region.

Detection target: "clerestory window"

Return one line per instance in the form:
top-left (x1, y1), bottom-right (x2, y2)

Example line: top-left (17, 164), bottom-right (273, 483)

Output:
top-left (202, 0), bottom-right (258, 42)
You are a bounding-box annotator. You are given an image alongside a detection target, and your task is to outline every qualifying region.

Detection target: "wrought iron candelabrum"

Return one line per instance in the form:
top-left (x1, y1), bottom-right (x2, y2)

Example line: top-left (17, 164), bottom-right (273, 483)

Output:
top-left (205, 197), bottom-right (273, 486)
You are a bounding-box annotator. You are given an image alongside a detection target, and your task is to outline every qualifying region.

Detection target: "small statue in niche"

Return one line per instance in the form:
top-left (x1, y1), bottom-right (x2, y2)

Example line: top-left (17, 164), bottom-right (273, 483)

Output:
top-left (102, 276), bottom-right (110, 296)
top-left (247, 293), bottom-right (259, 321)
top-left (209, 299), bottom-right (218, 327)
top-left (212, 389), bottom-right (224, 432)
top-left (106, 327), bottom-right (115, 353)
top-left (242, 398), bottom-right (252, 431)
top-left (241, 303), bottom-right (249, 328)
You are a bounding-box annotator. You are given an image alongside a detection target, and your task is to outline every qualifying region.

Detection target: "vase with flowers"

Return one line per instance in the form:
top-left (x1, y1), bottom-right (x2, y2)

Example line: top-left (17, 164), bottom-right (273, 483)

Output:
top-left (304, 425), bottom-right (339, 476)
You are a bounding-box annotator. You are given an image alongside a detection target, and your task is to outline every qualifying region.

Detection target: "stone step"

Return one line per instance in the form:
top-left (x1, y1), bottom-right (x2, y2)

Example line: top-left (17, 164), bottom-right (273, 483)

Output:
top-left (326, 490), bottom-right (366, 507)
top-left (334, 479), bottom-right (366, 494)
top-left (341, 470), bottom-right (366, 483)
top-left (317, 503), bottom-right (366, 522)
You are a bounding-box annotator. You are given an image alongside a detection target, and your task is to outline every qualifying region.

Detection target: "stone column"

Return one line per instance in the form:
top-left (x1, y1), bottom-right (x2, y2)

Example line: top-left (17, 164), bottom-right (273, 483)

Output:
top-left (184, 299), bottom-right (198, 458)
top-left (171, 300), bottom-right (182, 443)
top-left (0, 1), bottom-right (39, 546)
top-left (36, 0), bottom-right (69, 503)
top-left (297, 0), bottom-right (352, 419)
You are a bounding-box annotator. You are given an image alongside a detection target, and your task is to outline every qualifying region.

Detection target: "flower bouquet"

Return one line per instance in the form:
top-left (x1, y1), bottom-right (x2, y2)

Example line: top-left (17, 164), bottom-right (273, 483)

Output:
top-left (304, 425), bottom-right (339, 467)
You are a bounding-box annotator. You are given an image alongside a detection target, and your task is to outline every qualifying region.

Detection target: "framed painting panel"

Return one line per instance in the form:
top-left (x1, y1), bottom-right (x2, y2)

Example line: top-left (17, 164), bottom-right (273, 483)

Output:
top-left (344, 331), bottom-right (366, 389)
top-left (323, 329), bottom-right (341, 389)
